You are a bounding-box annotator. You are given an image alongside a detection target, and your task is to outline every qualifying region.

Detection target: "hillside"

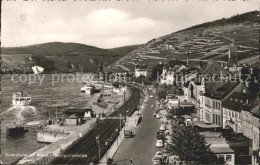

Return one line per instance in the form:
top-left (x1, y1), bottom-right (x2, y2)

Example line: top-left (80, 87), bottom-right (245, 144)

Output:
top-left (108, 11), bottom-right (259, 73)
top-left (1, 42), bottom-right (139, 73)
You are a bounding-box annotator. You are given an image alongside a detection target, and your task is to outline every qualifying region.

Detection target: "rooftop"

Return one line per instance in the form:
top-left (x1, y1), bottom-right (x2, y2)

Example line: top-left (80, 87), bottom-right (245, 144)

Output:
top-left (195, 121), bottom-right (221, 129)
top-left (202, 61), bottom-right (230, 76)
top-left (210, 147), bottom-right (234, 154)
top-left (204, 81), bottom-right (240, 100)
top-left (135, 63), bottom-right (148, 70)
top-left (222, 92), bottom-right (258, 112)
top-left (63, 108), bottom-right (92, 114)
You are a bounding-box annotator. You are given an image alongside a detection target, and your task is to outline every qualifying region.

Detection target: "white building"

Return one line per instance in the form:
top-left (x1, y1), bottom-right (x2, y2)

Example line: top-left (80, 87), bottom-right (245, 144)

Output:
top-left (135, 64), bottom-right (148, 77)
top-left (160, 66), bottom-right (175, 85)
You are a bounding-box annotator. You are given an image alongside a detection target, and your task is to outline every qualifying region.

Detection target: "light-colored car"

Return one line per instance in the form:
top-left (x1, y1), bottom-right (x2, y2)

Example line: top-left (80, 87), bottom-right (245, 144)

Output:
top-left (155, 151), bottom-right (163, 158)
top-left (156, 114), bottom-right (161, 119)
top-left (160, 125), bottom-right (166, 131)
top-left (165, 129), bottom-right (170, 135)
top-left (156, 140), bottom-right (164, 147)
top-left (150, 95), bottom-right (154, 98)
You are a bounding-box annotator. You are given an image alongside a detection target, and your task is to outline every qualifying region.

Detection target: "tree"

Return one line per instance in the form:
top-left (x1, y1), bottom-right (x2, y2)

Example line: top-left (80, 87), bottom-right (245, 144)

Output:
top-left (155, 84), bottom-right (178, 100)
top-left (167, 127), bottom-right (211, 163)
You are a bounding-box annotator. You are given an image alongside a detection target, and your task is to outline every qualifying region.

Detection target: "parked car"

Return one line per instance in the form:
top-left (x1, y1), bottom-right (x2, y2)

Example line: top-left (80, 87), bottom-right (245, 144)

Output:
top-left (124, 130), bottom-right (133, 138)
top-left (152, 156), bottom-right (162, 165)
top-left (155, 151), bottom-right (163, 158)
top-left (157, 131), bottom-right (165, 140)
top-left (156, 139), bottom-right (164, 147)
top-left (165, 129), bottom-right (170, 135)
top-left (150, 95), bottom-right (154, 98)
top-left (160, 124), bottom-right (166, 131)
top-left (156, 114), bottom-right (161, 119)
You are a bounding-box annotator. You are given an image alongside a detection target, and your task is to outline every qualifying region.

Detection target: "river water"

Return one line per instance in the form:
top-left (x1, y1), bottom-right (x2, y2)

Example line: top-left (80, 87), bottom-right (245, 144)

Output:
top-left (0, 74), bottom-right (94, 164)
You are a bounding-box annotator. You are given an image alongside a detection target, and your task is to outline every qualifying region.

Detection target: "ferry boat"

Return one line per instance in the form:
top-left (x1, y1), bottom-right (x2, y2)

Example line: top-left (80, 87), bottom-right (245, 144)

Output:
top-left (80, 83), bottom-right (95, 94)
top-left (6, 125), bottom-right (28, 137)
top-left (12, 91), bottom-right (31, 106)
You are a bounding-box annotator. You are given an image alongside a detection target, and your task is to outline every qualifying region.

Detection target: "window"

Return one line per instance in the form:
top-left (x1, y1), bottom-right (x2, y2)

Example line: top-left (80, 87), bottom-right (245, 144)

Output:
top-left (218, 115), bottom-right (221, 125)
top-left (213, 114), bottom-right (216, 124)
top-left (226, 155), bottom-right (232, 162)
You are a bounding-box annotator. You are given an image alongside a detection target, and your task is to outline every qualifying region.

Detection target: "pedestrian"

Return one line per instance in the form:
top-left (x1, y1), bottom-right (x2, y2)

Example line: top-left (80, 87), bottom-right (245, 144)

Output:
top-left (129, 158), bottom-right (133, 165)
top-left (164, 142), bottom-right (167, 148)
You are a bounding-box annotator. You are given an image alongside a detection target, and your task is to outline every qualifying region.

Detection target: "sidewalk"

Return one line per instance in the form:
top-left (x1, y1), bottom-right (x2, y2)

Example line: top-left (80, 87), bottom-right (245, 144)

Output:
top-left (99, 88), bottom-right (147, 164)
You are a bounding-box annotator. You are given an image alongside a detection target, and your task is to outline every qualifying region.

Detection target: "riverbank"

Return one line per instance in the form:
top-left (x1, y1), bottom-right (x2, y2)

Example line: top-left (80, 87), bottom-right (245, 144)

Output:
top-left (17, 87), bottom-right (130, 164)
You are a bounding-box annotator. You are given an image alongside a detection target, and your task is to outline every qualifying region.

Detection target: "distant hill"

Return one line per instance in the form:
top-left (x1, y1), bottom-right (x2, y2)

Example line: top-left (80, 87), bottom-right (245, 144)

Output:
top-left (1, 42), bottom-right (139, 73)
top-left (108, 11), bottom-right (259, 73)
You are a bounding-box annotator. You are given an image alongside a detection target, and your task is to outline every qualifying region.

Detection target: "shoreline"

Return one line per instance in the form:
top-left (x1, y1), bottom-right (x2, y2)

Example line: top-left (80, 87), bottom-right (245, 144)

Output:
top-left (16, 87), bottom-right (130, 164)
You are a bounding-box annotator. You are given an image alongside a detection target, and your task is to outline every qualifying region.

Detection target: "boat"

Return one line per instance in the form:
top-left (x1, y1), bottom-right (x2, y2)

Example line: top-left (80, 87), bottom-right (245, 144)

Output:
top-left (12, 91), bottom-right (31, 106)
top-left (80, 83), bottom-right (95, 94)
top-left (6, 125), bottom-right (28, 137)
top-left (25, 121), bottom-right (42, 127)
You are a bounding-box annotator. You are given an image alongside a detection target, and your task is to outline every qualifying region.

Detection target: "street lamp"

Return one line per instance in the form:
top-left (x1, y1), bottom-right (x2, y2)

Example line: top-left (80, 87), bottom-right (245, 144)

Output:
top-left (96, 136), bottom-right (100, 163)
top-left (115, 129), bottom-right (119, 146)
top-left (105, 141), bottom-right (108, 162)
top-left (119, 114), bottom-right (122, 131)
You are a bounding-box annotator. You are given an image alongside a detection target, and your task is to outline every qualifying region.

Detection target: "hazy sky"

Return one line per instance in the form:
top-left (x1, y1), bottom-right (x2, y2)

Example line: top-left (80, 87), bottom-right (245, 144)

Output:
top-left (2, 0), bottom-right (258, 48)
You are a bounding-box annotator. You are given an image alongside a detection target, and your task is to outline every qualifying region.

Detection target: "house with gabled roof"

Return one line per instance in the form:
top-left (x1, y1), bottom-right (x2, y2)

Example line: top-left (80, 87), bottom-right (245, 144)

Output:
top-left (202, 81), bottom-right (248, 127)
top-left (222, 91), bottom-right (259, 152)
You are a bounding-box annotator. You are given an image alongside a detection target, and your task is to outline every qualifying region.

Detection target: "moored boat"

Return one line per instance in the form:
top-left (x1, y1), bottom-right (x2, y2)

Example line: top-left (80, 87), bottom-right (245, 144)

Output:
top-left (80, 83), bottom-right (95, 94)
top-left (12, 91), bottom-right (31, 106)
top-left (6, 125), bottom-right (28, 137)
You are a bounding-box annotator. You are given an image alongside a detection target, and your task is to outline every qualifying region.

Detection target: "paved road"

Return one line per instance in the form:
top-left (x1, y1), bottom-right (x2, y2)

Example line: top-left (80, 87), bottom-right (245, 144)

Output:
top-left (113, 90), bottom-right (162, 165)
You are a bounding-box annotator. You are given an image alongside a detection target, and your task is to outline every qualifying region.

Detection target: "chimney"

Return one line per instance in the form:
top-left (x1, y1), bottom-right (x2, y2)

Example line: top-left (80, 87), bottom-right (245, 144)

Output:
top-left (242, 89), bottom-right (247, 93)
top-left (246, 99), bottom-right (249, 104)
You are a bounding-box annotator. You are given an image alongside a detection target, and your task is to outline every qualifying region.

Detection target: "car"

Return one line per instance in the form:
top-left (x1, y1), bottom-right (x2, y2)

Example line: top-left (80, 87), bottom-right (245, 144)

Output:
top-left (162, 151), bottom-right (170, 157)
top-left (155, 151), bottom-right (163, 158)
top-left (157, 131), bottom-right (165, 140)
top-left (156, 140), bottom-right (164, 147)
top-left (124, 130), bottom-right (133, 138)
top-left (150, 95), bottom-right (154, 98)
top-left (156, 114), bottom-right (161, 119)
top-left (165, 129), bottom-right (170, 135)
top-left (160, 124), bottom-right (166, 131)
top-left (152, 156), bottom-right (162, 165)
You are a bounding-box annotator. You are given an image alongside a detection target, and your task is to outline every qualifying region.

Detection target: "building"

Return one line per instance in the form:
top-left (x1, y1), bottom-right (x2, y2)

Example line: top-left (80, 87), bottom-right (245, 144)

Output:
top-left (160, 66), bottom-right (175, 85)
top-left (167, 99), bottom-right (180, 109)
top-left (135, 63), bottom-right (148, 77)
top-left (222, 91), bottom-right (259, 152)
top-left (63, 108), bottom-right (94, 125)
top-left (207, 138), bottom-right (235, 165)
top-left (203, 81), bottom-right (248, 127)
top-left (160, 64), bottom-right (187, 85)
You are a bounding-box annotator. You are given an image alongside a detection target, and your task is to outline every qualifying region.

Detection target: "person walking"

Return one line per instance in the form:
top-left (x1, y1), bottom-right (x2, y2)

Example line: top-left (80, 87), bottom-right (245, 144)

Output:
top-left (129, 158), bottom-right (133, 165)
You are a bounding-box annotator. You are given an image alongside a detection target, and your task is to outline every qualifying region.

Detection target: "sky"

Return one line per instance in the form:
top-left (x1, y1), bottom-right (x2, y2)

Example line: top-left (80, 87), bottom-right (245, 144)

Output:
top-left (2, 0), bottom-right (258, 48)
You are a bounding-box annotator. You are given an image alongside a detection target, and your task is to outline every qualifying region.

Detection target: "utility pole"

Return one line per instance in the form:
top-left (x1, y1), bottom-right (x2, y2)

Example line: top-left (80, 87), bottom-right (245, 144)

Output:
top-left (124, 89), bottom-right (126, 122)
top-left (55, 107), bottom-right (58, 123)
top-left (96, 135), bottom-right (100, 163)
top-left (120, 114), bottom-right (122, 130)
